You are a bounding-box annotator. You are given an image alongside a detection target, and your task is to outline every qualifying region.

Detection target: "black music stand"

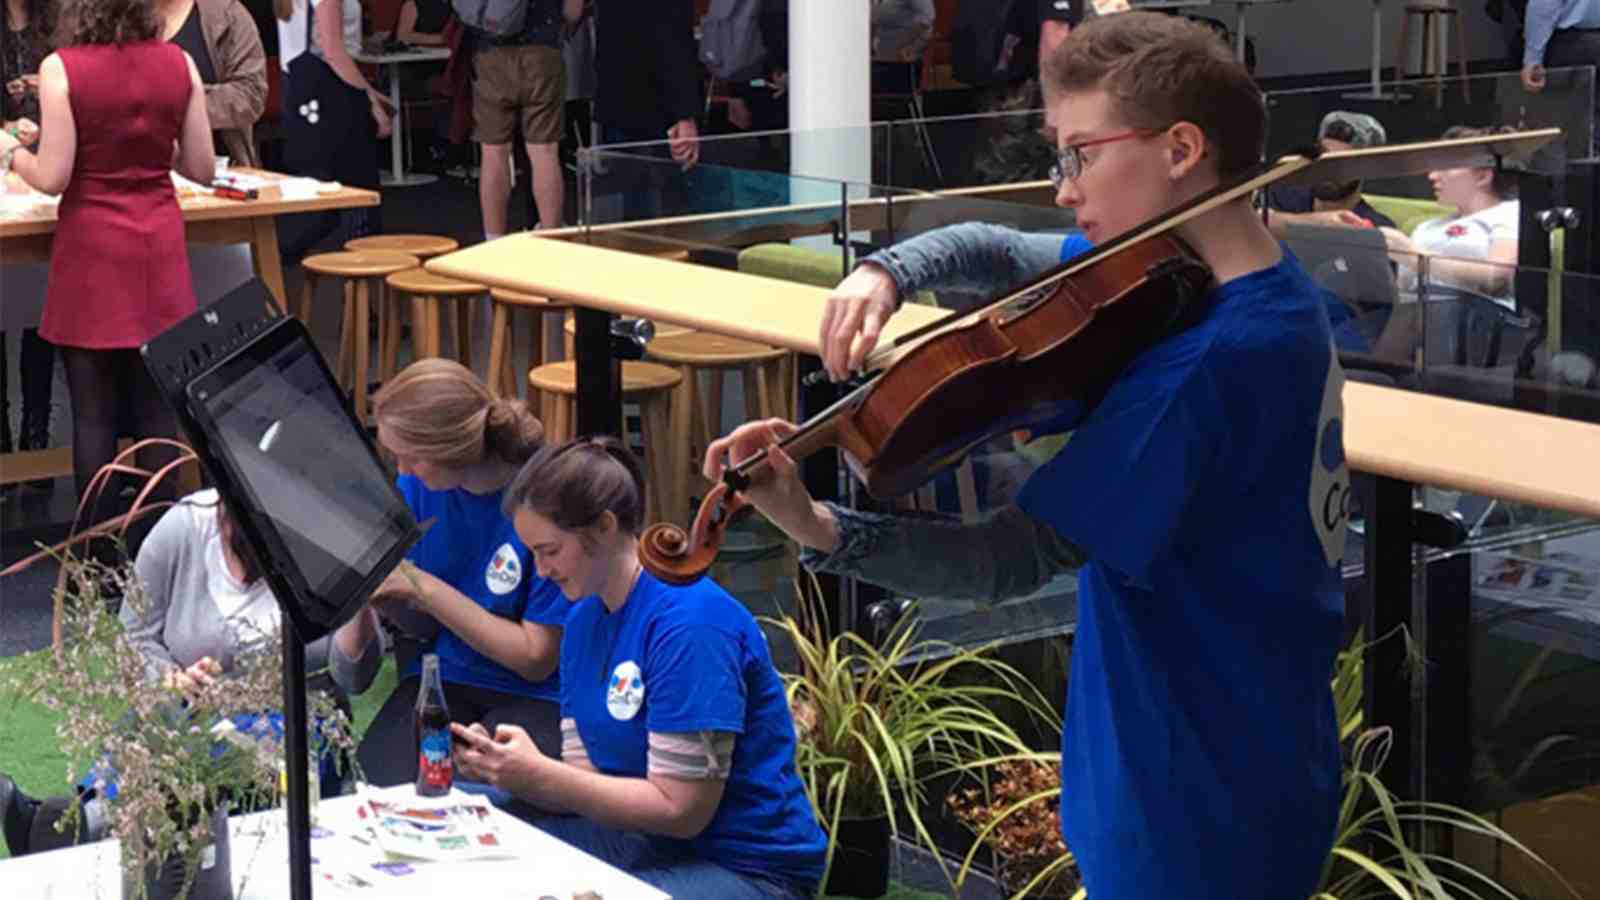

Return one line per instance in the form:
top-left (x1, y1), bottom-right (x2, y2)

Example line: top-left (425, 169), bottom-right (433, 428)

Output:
top-left (141, 280), bottom-right (422, 900)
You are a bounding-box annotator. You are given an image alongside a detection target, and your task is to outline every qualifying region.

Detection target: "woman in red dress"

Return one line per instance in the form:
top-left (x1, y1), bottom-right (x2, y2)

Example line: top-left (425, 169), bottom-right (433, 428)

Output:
top-left (0, 0), bottom-right (215, 521)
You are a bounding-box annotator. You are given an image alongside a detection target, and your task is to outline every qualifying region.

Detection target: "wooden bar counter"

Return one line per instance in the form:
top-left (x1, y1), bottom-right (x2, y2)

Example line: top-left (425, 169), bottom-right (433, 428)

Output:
top-left (1, 168), bottom-right (378, 311)
top-left (432, 236), bottom-right (1600, 520)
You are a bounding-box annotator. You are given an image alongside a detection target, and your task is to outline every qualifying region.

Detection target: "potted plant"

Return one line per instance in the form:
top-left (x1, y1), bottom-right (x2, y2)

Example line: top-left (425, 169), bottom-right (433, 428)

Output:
top-left (769, 576), bottom-right (1057, 898)
top-left (948, 755), bottom-right (1080, 899)
top-left (0, 444), bottom-right (359, 900)
top-left (946, 628), bottom-right (1580, 900)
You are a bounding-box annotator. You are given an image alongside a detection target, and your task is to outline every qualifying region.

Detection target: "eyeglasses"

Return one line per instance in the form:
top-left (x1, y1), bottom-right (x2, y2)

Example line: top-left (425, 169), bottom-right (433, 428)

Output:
top-left (1048, 130), bottom-right (1163, 188)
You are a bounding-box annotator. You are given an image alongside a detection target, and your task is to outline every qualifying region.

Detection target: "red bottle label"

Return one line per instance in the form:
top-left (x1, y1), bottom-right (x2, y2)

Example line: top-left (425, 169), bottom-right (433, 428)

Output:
top-left (418, 727), bottom-right (453, 792)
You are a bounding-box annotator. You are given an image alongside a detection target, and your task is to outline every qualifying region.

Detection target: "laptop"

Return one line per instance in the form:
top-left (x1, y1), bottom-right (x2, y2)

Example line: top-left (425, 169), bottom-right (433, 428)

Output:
top-left (1283, 223), bottom-right (1400, 313)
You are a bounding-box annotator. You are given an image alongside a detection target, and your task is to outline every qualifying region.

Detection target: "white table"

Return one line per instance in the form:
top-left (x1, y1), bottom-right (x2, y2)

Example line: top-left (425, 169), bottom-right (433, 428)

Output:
top-left (1, 788), bottom-right (673, 899)
top-left (354, 46), bottom-right (453, 187)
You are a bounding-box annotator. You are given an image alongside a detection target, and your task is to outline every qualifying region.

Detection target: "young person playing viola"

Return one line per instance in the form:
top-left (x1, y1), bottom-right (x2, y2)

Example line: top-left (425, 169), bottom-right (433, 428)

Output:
top-left (707, 12), bottom-right (1348, 900)
top-left (451, 436), bottom-right (827, 900)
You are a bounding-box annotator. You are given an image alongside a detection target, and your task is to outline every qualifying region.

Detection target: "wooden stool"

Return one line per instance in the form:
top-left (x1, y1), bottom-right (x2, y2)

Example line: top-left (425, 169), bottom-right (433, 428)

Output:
top-left (386, 267), bottom-right (487, 373)
top-left (300, 249), bottom-right (419, 425)
top-left (1396, 3), bottom-right (1469, 103)
top-left (528, 360), bottom-right (683, 525)
top-left (645, 331), bottom-right (793, 484)
top-left (487, 288), bottom-right (574, 398)
top-left (344, 234), bottom-right (460, 260)
top-left (347, 236), bottom-right (462, 380)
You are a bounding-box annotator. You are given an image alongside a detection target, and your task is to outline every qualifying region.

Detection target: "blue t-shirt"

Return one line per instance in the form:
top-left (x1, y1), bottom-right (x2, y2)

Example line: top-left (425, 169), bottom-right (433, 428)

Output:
top-left (1016, 235), bottom-right (1346, 899)
top-left (561, 571), bottom-right (828, 887)
top-left (398, 475), bottom-right (566, 700)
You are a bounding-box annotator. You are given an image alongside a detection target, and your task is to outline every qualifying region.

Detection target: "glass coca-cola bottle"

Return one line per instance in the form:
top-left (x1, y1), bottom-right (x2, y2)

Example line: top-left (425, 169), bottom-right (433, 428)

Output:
top-left (414, 653), bottom-right (453, 797)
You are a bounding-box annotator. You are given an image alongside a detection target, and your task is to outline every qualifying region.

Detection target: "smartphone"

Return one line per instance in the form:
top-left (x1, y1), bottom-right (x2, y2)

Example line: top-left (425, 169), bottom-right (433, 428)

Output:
top-left (452, 724), bottom-right (492, 750)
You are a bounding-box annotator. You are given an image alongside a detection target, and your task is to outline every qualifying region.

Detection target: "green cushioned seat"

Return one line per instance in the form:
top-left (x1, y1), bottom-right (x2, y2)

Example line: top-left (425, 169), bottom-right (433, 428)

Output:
top-left (736, 243), bottom-right (940, 307)
top-left (1362, 194), bottom-right (1451, 236)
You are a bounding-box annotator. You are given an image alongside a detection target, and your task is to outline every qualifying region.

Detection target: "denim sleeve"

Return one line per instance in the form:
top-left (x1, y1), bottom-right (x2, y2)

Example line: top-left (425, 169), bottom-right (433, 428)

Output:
top-left (1522, 0), bottom-right (1564, 66)
top-left (860, 223), bottom-right (1067, 302)
top-left (798, 502), bottom-right (1086, 602)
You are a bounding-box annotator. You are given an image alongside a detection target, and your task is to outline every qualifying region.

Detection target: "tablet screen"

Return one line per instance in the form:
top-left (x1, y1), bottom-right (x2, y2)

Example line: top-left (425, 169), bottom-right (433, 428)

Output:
top-left (188, 326), bottom-right (413, 621)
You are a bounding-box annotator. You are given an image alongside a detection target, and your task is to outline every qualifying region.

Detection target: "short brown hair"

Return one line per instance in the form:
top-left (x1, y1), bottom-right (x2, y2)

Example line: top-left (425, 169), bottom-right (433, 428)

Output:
top-left (57, 0), bottom-right (159, 47)
top-left (374, 358), bottom-right (544, 469)
top-left (1442, 125), bottom-right (1520, 199)
top-left (504, 436), bottom-right (647, 540)
top-left (1041, 11), bottom-right (1265, 178)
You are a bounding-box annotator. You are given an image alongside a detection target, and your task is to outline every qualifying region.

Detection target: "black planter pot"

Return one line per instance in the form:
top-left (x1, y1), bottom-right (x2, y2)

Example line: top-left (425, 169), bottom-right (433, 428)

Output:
top-left (996, 855), bottom-right (1081, 900)
top-left (824, 815), bottom-right (891, 898)
top-left (123, 805), bottom-right (232, 900)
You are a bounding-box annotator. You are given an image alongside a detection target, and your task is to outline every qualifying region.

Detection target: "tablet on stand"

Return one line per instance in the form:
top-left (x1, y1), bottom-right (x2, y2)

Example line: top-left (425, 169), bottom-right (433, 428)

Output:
top-left (142, 279), bottom-right (421, 900)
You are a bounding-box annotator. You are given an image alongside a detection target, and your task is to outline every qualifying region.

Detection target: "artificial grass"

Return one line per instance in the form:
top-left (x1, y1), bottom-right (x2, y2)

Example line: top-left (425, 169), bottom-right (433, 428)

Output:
top-left (0, 655), bottom-right (947, 899)
top-left (0, 683), bottom-right (71, 862)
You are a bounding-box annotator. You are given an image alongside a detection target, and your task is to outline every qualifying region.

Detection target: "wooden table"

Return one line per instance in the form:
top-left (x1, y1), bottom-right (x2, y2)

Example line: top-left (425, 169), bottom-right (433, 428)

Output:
top-left (1344, 379), bottom-right (1600, 518)
top-left (0, 168), bottom-right (378, 311)
top-left (0, 169), bottom-right (378, 486)
top-left (431, 235), bottom-right (1600, 519)
top-left (427, 233), bottom-right (948, 355)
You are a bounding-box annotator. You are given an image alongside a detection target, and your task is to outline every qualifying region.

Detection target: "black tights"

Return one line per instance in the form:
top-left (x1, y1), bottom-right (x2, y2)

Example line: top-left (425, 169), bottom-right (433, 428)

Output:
top-left (58, 347), bottom-right (179, 532)
top-left (0, 328), bottom-right (56, 447)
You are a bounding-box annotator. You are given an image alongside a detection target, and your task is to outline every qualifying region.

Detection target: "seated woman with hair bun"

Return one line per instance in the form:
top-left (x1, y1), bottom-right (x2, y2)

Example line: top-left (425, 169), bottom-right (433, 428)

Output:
top-left (332, 358), bottom-right (567, 787)
top-left (450, 435), bottom-right (827, 900)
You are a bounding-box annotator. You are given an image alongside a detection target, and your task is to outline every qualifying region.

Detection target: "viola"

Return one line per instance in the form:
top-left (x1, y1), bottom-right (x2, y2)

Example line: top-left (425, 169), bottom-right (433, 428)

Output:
top-left (639, 228), bottom-right (1220, 583)
top-left (636, 128), bottom-right (1560, 585)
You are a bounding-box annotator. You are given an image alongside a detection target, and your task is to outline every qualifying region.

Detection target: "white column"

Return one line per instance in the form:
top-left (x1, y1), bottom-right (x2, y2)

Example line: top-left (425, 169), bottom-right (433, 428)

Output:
top-left (789, 1), bottom-right (872, 202)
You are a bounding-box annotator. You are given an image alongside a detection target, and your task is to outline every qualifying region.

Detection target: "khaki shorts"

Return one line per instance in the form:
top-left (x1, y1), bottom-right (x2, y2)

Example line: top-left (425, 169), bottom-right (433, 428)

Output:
top-left (472, 44), bottom-right (565, 145)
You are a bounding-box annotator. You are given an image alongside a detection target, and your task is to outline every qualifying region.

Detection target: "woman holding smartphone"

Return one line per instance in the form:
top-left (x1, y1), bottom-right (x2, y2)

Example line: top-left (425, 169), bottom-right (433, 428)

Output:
top-left (452, 436), bottom-right (826, 900)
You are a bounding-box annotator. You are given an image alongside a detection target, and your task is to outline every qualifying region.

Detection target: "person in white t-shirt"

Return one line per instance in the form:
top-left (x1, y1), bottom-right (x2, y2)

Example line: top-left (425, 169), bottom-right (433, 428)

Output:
top-left (1381, 125), bottom-right (1521, 304)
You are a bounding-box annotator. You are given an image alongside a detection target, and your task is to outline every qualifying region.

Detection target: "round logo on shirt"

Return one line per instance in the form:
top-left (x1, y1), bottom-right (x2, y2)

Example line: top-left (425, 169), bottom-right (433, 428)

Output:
top-left (606, 661), bottom-right (645, 721)
top-left (1307, 345), bottom-right (1350, 568)
top-left (484, 543), bottom-right (522, 595)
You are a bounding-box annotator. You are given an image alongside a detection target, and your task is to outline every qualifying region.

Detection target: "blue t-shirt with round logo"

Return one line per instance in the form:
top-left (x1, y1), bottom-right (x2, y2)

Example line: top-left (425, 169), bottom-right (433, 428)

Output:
top-left (560, 571), bottom-right (827, 886)
top-left (1014, 234), bottom-right (1346, 899)
top-left (397, 474), bottom-right (566, 700)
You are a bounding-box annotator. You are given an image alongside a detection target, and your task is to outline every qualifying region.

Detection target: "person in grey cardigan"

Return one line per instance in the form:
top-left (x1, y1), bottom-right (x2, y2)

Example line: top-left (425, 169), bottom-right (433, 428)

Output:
top-left (118, 487), bottom-right (381, 694)
top-left (0, 489), bottom-right (380, 856)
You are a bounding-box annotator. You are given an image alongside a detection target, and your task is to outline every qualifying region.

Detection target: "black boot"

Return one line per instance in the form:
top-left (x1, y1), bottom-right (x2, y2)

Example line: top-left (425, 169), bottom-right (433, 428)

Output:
top-left (17, 403), bottom-right (52, 493)
top-left (17, 328), bottom-right (54, 491)
top-left (0, 773), bottom-right (39, 856)
top-left (0, 333), bottom-right (13, 457)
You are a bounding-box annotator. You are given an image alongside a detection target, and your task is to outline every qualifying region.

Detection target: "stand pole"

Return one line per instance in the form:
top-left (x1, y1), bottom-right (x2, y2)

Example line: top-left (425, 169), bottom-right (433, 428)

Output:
top-left (1370, 1), bottom-right (1382, 95)
top-left (1342, 1), bottom-right (1409, 101)
top-left (282, 627), bottom-right (312, 900)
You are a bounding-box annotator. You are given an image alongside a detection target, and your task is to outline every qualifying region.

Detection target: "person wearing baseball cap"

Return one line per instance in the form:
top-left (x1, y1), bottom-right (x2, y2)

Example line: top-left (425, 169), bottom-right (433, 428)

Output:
top-left (1264, 110), bottom-right (1398, 236)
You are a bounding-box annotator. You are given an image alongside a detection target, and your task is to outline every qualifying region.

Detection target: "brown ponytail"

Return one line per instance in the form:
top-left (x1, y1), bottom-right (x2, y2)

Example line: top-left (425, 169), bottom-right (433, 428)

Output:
top-left (503, 435), bottom-right (646, 539)
top-left (374, 359), bottom-right (543, 469)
